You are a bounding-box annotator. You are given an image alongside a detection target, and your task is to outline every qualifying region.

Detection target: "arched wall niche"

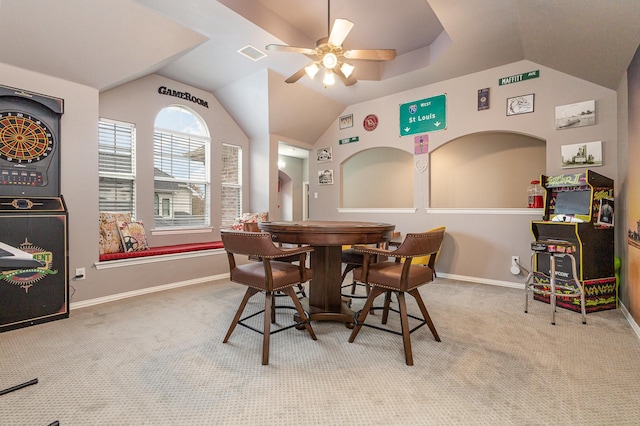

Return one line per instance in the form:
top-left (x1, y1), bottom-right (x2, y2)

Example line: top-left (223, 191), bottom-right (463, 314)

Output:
top-left (341, 147), bottom-right (413, 208)
top-left (430, 131), bottom-right (546, 208)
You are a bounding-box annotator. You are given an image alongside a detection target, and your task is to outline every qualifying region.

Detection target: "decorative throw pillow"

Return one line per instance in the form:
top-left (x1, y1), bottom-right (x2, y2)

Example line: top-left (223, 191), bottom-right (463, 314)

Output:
top-left (116, 221), bottom-right (150, 253)
top-left (99, 212), bottom-right (132, 255)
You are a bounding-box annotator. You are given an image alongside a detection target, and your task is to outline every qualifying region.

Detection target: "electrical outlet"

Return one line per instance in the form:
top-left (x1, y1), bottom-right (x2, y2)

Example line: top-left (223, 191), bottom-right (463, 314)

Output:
top-left (75, 267), bottom-right (86, 280)
top-left (510, 256), bottom-right (521, 275)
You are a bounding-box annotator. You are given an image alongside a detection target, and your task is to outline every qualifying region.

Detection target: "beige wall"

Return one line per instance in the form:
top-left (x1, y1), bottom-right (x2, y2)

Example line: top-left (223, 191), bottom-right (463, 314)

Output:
top-left (1, 64), bottom-right (247, 303)
top-left (309, 59), bottom-right (619, 285)
top-left (430, 132), bottom-right (545, 208)
top-left (342, 147), bottom-right (414, 208)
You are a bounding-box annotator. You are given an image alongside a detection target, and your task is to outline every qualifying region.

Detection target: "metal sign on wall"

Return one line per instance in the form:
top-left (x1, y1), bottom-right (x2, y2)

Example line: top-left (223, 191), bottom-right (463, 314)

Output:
top-left (399, 94), bottom-right (446, 136)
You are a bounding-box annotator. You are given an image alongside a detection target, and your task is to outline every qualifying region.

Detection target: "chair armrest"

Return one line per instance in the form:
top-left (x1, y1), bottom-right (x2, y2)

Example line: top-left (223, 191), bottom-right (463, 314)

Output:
top-left (262, 246), bottom-right (314, 260)
top-left (353, 245), bottom-right (392, 257)
top-left (353, 244), bottom-right (416, 260)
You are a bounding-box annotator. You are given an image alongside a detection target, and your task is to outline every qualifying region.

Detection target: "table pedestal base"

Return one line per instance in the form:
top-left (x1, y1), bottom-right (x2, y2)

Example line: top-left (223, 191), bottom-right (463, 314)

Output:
top-left (295, 298), bottom-right (355, 328)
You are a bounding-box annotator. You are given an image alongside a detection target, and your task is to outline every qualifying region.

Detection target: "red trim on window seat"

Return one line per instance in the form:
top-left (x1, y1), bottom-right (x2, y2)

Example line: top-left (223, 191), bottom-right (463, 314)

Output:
top-left (99, 241), bottom-right (224, 261)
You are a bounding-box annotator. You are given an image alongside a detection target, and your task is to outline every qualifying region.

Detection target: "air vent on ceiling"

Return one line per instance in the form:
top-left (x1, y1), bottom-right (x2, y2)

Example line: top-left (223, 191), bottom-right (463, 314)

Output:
top-left (237, 45), bottom-right (267, 61)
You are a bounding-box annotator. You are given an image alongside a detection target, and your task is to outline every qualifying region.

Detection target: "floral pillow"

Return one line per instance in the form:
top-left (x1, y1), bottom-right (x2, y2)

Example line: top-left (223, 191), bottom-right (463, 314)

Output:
top-left (99, 212), bottom-right (132, 255)
top-left (231, 211), bottom-right (269, 230)
top-left (116, 221), bottom-right (150, 253)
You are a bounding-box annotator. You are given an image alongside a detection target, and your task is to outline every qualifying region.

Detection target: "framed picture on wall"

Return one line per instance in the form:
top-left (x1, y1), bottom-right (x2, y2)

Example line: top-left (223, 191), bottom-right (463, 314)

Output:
top-left (555, 100), bottom-right (596, 129)
top-left (561, 141), bottom-right (603, 168)
top-left (506, 93), bottom-right (534, 116)
top-left (339, 114), bottom-right (353, 129)
top-left (316, 147), bottom-right (332, 162)
top-left (318, 169), bottom-right (334, 185)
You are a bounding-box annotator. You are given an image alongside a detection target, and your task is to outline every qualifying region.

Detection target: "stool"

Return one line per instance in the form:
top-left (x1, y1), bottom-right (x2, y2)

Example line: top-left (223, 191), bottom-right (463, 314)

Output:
top-left (524, 249), bottom-right (586, 325)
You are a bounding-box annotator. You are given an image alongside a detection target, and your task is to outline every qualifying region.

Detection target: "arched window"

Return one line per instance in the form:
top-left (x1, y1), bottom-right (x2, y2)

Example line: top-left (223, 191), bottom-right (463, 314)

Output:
top-left (153, 106), bottom-right (210, 228)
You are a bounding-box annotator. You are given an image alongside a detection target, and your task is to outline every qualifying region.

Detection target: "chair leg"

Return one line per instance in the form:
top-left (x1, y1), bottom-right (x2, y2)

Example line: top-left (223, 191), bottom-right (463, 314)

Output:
top-left (224, 287), bottom-right (259, 343)
top-left (409, 288), bottom-right (440, 342)
top-left (348, 286), bottom-right (385, 343)
top-left (271, 294), bottom-right (276, 324)
top-left (282, 286), bottom-right (317, 340)
top-left (263, 292), bottom-right (273, 365)
top-left (397, 292), bottom-right (414, 366)
top-left (381, 290), bottom-right (393, 324)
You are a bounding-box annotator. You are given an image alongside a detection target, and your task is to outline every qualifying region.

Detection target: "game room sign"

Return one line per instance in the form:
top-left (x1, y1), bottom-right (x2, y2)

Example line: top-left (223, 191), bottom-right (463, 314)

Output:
top-left (157, 86), bottom-right (209, 108)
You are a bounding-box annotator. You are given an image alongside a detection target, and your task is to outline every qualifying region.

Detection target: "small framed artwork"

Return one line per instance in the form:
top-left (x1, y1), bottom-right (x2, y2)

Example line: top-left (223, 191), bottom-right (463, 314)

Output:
top-left (561, 141), bottom-right (603, 168)
top-left (339, 114), bottom-right (353, 130)
top-left (414, 134), bottom-right (428, 155)
top-left (506, 93), bottom-right (534, 116)
top-left (597, 197), bottom-right (614, 226)
top-left (478, 88), bottom-right (489, 110)
top-left (316, 147), bottom-right (332, 162)
top-left (555, 100), bottom-right (595, 129)
top-left (318, 169), bottom-right (334, 185)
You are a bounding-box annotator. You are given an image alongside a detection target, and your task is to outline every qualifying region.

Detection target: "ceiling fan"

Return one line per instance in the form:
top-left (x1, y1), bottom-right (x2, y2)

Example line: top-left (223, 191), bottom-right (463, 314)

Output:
top-left (265, 0), bottom-right (396, 87)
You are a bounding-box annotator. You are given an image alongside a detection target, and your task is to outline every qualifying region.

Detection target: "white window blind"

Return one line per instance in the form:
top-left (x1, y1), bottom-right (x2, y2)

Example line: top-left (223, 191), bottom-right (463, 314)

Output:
top-left (98, 119), bottom-right (135, 215)
top-left (153, 112), bottom-right (210, 229)
top-left (221, 144), bottom-right (242, 227)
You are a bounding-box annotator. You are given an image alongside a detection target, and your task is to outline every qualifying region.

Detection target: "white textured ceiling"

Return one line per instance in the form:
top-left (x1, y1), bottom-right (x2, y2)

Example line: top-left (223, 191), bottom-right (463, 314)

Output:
top-left (1, 0), bottom-right (639, 145)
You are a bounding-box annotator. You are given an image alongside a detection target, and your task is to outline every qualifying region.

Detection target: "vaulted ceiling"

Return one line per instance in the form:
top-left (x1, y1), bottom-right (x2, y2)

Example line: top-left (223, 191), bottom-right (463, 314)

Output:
top-left (1, 0), bottom-right (639, 145)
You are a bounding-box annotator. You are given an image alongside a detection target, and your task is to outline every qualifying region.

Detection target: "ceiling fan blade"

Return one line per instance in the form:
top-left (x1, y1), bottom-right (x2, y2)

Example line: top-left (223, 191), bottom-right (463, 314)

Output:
top-left (327, 18), bottom-right (354, 47)
top-left (335, 67), bottom-right (357, 86)
top-left (266, 44), bottom-right (316, 56)
top-left (285, 67), bottom-right (308, 84)
top-left (344, 49), bottom-right (397, 61)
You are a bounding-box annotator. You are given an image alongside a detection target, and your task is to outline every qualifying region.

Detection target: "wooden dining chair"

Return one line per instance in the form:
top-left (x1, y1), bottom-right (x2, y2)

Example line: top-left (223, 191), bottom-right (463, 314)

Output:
top-left (401, 226), bottom-right (445, 277)
top-left (340, 232), bottom-right (400, 306)
top-left (221, 230), bottom-right (317, 365)
top-left (348, 229), bottom-right (445, 365)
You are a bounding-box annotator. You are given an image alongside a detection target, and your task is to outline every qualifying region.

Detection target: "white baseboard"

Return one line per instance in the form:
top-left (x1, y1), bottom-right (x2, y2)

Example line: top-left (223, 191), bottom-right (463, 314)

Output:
top-left (438, 272), bottom-right (524, 289)
top-left (440, 272), bottom-right (640, 340)
top-left (69, 273), bottom-right (230, 310)
top-left (619, 302), bottom-right (640, 339)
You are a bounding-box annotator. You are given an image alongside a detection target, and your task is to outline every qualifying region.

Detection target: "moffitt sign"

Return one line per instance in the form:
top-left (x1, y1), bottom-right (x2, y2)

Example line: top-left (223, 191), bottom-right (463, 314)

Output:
top-left (158, 86), bottom-right (209, 108)
top-left (498, 70), bottom-right (540, 86)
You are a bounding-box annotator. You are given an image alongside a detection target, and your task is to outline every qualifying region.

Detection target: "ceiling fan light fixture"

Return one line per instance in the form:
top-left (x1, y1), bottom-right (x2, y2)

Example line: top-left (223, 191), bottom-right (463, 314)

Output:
top-left (305, 63), bottom-right (320, 79)
top-left (323, 68), bottom-right (335, 86)
top-left (322, 52), bottom-right (338, 69)
top-left (340, 62), bottom-right (355, 78)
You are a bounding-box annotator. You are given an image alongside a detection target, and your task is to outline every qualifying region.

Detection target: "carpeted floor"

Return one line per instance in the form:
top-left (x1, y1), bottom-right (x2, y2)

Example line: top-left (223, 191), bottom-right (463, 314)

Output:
top-left (2, 277), bottom-right (640, 425)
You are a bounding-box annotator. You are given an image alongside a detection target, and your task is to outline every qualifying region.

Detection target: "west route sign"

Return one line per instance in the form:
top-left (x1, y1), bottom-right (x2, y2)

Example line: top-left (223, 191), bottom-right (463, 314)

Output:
top-left (400, 94), bottom-right (446, 136)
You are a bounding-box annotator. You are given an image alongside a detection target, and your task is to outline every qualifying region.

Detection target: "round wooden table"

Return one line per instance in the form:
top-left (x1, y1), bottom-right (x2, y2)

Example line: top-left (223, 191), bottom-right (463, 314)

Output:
top-left (259, 220), bottom-right (395, 324)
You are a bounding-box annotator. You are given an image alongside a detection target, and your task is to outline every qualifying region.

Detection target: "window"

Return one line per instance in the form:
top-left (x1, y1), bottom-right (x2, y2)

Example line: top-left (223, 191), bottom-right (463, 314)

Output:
top-left (221, 144), bottom-right (242, 227)
top-left (154, 106), bottom-right (210, 229)
top-left (98, 119), bottom-right (135, 214)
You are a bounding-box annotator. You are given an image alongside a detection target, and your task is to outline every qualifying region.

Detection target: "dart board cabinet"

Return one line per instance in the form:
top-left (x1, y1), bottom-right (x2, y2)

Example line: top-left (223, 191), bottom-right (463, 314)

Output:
top-left (0, 85), bottom-right (68, 332)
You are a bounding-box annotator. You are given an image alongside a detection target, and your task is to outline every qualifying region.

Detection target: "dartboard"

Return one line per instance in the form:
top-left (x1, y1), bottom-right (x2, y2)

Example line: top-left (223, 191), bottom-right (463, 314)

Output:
top-left (0, 112), bottom-right (54, 164)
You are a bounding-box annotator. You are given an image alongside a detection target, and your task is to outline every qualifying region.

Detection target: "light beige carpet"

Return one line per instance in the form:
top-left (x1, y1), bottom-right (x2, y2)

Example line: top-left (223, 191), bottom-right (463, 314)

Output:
top-left (2, 278), bottom-right (640, 425)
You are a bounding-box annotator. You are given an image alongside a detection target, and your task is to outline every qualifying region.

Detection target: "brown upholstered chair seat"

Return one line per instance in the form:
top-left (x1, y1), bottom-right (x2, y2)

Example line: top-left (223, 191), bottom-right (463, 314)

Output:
top-left (353, 262), bottom-right (433, 292)
top-left (231, 260), bottom-right (309, 291)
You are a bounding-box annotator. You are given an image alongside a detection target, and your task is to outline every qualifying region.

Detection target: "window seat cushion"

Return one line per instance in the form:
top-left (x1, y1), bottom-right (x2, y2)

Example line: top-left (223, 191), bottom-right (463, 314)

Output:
top-left (99, 241), bottom-right (224, 261)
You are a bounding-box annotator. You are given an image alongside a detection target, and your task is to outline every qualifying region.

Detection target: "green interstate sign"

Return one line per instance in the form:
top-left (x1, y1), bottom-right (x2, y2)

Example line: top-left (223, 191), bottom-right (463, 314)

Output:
top-left (399, 94), bottom-right (446, 136)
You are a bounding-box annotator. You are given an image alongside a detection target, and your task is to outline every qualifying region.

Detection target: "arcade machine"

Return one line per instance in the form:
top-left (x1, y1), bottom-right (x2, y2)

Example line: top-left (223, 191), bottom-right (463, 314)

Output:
top-left (527, 169), bottom-right (616, 317)
top-left (0, 84), bottom-right (68, 332)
